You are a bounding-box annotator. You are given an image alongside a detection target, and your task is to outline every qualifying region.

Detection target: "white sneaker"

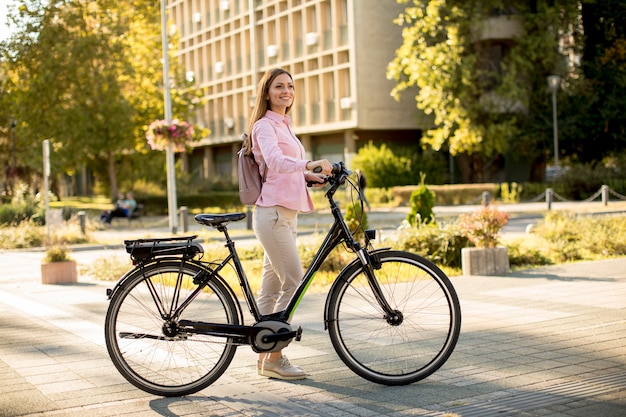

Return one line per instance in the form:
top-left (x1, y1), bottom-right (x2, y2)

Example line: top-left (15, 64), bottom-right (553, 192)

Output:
top-left (258, 356), bottom-right (306, 380)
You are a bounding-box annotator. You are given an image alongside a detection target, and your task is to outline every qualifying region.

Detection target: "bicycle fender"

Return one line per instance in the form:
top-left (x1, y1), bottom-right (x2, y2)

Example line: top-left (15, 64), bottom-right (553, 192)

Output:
top-left (322, 248), bottom-right (391, 330)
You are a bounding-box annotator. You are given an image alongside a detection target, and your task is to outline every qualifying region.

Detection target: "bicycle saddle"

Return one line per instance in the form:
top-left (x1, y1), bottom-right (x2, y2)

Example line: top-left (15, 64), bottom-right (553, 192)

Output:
top-left (195, 213), bottom-right (246, 227)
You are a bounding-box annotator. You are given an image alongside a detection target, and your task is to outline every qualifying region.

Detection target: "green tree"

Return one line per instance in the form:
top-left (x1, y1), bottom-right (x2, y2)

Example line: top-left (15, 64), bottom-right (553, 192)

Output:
top-left (387, 0), bottom-right (579, 182)
top-left (0, 0), bottom-right (204, 199)
top-left (558, 1), bottom-right (626, 163)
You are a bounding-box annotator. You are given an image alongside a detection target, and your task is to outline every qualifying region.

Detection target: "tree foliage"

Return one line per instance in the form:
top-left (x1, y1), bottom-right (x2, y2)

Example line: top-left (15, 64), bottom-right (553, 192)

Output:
top-left (387, 0), bottom-right (581, 182)
top-left (0, 0), bottom-right (205, 198)
top-left (560, 0), bottom-right (626, 163)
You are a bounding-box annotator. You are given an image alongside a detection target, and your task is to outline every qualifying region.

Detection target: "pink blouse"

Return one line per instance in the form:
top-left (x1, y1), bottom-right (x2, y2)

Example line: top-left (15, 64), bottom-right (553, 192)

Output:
top-left (251, 110), bottom-right (314, 212)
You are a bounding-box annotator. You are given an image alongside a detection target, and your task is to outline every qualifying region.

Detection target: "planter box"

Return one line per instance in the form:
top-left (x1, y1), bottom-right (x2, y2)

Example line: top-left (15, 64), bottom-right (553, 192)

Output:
top-left (461, 247), bottom-right (509, 276)
top-left (41, 261), bottom-right (77, 284)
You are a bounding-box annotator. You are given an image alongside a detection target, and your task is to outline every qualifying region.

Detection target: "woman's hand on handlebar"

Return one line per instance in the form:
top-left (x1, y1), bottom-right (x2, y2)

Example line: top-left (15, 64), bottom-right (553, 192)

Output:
top-left (307, 159), bottom-right (333, 175)
top-left (305, 172), bottom-right (329, 188)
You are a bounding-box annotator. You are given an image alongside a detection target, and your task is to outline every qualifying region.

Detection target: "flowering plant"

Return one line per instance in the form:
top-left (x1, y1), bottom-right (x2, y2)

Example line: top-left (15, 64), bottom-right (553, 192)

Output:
top-left (458, 204), bottom-right (510, 248)
top-left (145, 119), bottom-right (195, 152)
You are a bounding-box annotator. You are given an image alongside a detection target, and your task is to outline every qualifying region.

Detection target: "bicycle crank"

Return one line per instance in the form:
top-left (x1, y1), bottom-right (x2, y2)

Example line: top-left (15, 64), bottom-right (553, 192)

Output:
top-left (252, 320), bottom-right (302, 353)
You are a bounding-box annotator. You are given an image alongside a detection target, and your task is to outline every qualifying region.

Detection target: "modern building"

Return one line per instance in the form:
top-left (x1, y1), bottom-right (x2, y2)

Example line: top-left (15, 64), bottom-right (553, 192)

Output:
top-left (167, 0), bottom-right (429, 183)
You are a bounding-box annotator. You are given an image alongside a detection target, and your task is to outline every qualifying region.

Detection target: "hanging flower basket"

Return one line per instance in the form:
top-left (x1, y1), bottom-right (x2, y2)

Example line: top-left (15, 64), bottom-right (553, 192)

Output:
top-left (145, 119), bottom-right (195, 152)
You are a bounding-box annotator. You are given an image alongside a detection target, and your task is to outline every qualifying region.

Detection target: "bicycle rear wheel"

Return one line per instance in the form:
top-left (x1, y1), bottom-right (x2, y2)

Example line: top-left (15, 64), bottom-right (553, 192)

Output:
top-left (105, 260), bottom-right (239, 396)
top-left (327, 250), bottom-right (461, 385)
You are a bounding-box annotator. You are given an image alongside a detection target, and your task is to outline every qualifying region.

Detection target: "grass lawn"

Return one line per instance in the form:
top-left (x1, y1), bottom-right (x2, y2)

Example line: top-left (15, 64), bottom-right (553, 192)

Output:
top-left (50, 196), bottom-right (112, 216)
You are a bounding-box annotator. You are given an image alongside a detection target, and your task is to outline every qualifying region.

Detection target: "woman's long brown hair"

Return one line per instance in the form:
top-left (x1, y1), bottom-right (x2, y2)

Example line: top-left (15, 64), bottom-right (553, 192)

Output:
top-left (243, 68), bottom-right (293, 154)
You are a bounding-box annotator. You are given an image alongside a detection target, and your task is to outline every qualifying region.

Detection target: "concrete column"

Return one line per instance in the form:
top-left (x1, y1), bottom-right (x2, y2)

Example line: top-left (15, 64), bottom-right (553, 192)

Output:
top-left (344, 130), bottom-right (356, 168)
top-left (300, 134), bottom-right (313, 161)
top-left (203, 147), bottom-right (214, 180)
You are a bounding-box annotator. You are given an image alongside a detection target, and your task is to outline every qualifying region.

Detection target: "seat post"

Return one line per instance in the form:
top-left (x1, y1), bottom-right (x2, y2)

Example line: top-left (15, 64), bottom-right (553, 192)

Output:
top-left (217, 224), bottom-right (232, 243)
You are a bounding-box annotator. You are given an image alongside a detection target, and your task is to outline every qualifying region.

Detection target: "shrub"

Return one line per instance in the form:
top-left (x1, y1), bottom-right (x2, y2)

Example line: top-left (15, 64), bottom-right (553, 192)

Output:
top-left (0, 220), bottom-right (45, 248)
top-left (82, 255), bottom-right (132, 281)
top-left (506, 237), bottom-right (553, 268)
top-left (0, 185), bottom-right (46, 226)
top-left (532, 212), bottom-right (586, 262)
top-left (530, 212), bottom-right (626, 262)
top-left (406, 174), bottom-right (435, 226)
top-left (0, 215), bottom-right (89, 249)
top-left (393, 183), bottom-right (499, 206)
top-left (458, 205), bottom-right (510, 248)
top-left (351, 141), bottom-right (411, 188)
top-left (394, 221), bottom-right (469, 268)
top-left (43, 246), bottom-right (71, 263)
top-left (351, 141), bottom-right (448, 188)
top-left (499, 182), bottom-right (522, 203)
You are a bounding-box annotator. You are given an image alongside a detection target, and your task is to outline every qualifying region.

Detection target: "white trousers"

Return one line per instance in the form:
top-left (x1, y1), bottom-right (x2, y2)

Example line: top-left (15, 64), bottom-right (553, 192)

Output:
top-left (253, 206), bottom-right (304, 316)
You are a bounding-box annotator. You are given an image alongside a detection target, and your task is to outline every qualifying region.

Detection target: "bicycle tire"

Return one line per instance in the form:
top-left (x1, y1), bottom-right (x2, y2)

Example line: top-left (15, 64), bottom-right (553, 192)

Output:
top-left (327, 250), bottom-right (461, 385)
top-left (104, 260), bottom-right (239, 396)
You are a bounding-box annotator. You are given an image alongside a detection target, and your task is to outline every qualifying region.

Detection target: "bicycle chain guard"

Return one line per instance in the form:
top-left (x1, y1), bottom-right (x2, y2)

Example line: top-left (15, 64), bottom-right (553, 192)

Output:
top-left (251, 320), bottom-right (299, 353)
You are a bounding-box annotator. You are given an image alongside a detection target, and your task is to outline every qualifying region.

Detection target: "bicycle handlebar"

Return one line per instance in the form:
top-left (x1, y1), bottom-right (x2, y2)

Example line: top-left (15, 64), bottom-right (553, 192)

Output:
top-left (309, 162), bottom-right (350, 188)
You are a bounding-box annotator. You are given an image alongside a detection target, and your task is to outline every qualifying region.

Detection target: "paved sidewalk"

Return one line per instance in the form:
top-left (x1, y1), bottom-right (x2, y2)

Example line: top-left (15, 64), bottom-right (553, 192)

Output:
top-left (1, 202), bottom-right (626, 416)
top-left (1, 252), bottom-right (625, 416)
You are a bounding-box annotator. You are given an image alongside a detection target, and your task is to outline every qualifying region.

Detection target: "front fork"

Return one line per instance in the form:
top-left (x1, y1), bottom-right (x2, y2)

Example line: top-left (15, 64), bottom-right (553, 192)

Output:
top-left (323, 247), bottom-right (401, 330)
top-left (357, 248), bottom-right (399, 323)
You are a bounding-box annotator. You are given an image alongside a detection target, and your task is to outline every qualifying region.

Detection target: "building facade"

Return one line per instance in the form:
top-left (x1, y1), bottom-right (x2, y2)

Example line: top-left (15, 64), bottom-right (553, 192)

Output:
top-left (167, 0), bottom-right (428, 183)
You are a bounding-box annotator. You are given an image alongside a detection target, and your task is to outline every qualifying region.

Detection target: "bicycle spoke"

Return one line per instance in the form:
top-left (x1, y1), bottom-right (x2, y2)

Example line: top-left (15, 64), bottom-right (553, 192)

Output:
top-left (105, 261), bottom-right (239, 396)
top-left (327, 251), bottom-right (461, 385)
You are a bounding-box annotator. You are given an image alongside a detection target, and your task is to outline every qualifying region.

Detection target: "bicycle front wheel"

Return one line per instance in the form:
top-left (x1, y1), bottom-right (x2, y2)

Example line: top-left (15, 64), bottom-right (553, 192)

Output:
top-left (327, 250), bottom-right (461, 385)
top-left (104, 260), bottom-right (239, 397)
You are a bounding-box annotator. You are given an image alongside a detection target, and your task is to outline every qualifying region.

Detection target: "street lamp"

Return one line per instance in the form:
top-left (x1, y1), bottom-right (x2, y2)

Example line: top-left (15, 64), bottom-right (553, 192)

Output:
top-left (160, 0), bottom-right (179, 234)
top-left (547, 75), bottom-right (561, 170)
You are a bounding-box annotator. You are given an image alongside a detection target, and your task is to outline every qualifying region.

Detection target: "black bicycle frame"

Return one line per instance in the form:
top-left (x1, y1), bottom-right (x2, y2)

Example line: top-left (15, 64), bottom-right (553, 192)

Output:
top-left (137, 165), bottom-right (397, 344)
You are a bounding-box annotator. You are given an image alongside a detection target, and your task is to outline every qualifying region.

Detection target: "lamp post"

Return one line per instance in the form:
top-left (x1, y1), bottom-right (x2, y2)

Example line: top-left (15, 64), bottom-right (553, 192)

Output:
top-left (547, 75), bottom-right (561, 170)
top-left (160, 0), bottom-right (178, 234)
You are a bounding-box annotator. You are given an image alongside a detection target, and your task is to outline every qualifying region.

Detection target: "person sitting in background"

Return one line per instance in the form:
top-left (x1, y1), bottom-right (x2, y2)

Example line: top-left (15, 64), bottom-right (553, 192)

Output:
top-left (100, 193), bottom-right (124, 223)
top-left (100, 192), bottom-right (136, 224)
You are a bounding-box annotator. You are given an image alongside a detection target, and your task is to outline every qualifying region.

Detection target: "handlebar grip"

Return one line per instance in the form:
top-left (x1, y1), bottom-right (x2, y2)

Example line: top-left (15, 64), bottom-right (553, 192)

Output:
top-left (313, 163), bottom-right (343, 174)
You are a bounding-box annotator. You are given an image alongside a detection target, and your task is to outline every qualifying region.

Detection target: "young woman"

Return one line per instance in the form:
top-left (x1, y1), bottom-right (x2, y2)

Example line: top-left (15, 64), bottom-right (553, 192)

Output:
top-left (244, 68), bottom-right (332, 380)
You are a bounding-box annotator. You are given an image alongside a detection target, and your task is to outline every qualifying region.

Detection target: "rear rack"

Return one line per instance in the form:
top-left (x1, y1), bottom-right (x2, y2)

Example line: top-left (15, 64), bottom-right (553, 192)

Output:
top-left (124, 235), bottom-right (203, 262)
